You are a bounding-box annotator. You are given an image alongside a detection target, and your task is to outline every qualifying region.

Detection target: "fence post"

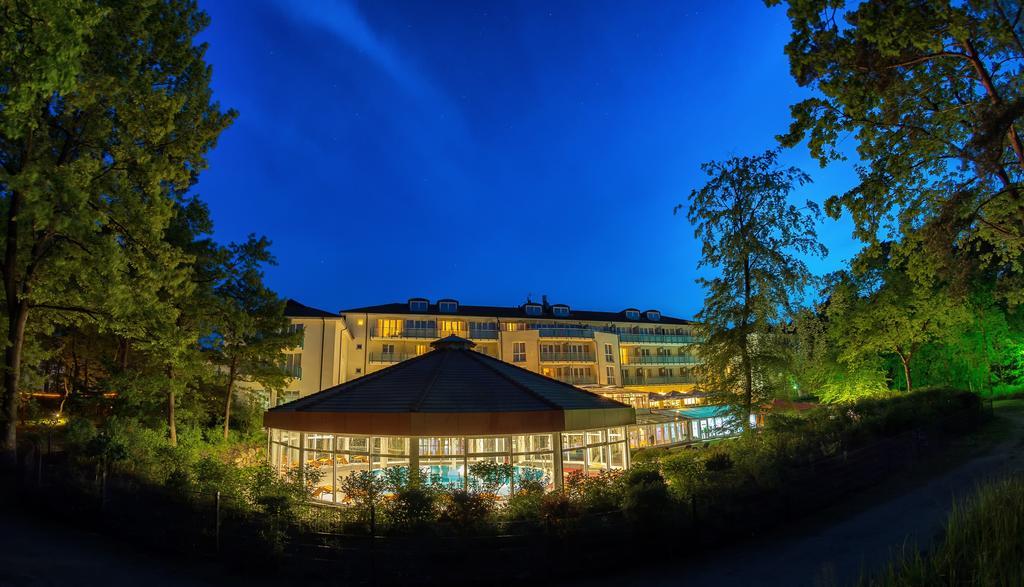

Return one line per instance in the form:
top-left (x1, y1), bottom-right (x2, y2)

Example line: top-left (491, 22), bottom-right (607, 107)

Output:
top-left (215, 491), bottom-right (221, 553)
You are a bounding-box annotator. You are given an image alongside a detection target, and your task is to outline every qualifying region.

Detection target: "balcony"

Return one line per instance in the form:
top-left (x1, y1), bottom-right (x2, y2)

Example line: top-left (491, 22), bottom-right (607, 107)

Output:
top-left (617, 333), bottom-right (701, 344)
top-left (552, 374), bottom-right (598, 385)
top-left (622, 375), bottom-right (699, 386)
top-left (370, 327), bottom-right (497, 341)
top-left (537, 328), bottom-right (594, 339)
top-left (540, 351), bottom-right (596, 363)
top-left (371, 327), bottom-right (438, 340)
top-left (369, 352), bottom-right (420, 364)
top-left (621, 355), bottom-right (701, 365)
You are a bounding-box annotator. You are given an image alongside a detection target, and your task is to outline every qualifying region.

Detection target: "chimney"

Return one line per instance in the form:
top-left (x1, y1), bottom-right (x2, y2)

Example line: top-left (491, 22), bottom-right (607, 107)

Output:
top-left (541, 294), bottom-right (550, 310)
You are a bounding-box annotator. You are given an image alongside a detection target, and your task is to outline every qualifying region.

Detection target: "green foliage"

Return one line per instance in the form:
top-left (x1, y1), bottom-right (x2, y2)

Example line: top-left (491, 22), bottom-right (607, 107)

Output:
top-left (680, 149), bottom-right (826, 423)
top-left (621, 467), bottom-right (673, 528)
top-left (0, 0), bottom-right (235, 455)
top-left (826, 249), bottom-right (972, 392)
top-left (769, 0), bottom-right (1024, 302)
top-left (563, 470), bottom-right (626, 513)
top-left (503, 478), bottom-right (546, 521)
top-left (467, 461), bottom-right (514, 494)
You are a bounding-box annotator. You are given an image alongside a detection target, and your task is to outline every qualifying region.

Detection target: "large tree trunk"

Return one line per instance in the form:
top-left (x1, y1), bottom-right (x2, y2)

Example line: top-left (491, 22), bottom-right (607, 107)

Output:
top-left (897, 352), bottom-right (913, 393)
top-left (223, 357), bottom-right (237, 440)
top-left (1, 304), bottom-right (28, 467)
top-left (1, 188), bottom-right (25, 468)
top-left (740, 254), bottom-right (753, 431)
top-left (166, 364), bottom-right (177, 446)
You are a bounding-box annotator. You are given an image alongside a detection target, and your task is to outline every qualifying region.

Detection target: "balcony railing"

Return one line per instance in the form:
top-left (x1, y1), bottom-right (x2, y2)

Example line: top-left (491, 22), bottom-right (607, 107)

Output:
top-left (370, 327), bottom-right (497, 341)
top-left (369, 352), bottom-right (420, 364)
top-left (537, 328), bottom-right (594, 339)
top-left (617, 333), bottom-right (702, 344)
top-left (622, 375), bottom-right (699, 386)
top-left (552, 374), bottom-right (598, 385)
top-left (540, 352), bottom-right (596, 363)
top-left (621, 355), bottom-right (701, 365)
top-left (468, 329), bottom-right (499, 340)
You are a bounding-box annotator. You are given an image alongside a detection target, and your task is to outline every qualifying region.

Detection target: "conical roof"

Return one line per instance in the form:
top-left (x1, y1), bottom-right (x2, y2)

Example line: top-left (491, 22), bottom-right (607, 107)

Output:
top-left (264, 339), bottom-right (635, 436)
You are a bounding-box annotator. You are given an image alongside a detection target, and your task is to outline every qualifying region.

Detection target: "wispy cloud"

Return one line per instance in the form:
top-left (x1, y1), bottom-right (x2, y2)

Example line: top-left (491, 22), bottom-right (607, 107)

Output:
top-left (279, 0), bottom-right (436, 100)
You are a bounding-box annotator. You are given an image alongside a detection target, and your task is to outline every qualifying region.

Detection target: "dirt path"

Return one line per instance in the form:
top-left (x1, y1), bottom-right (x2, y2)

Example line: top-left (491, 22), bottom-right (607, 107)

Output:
top-left (602, 401), bottom-right (1024, 587)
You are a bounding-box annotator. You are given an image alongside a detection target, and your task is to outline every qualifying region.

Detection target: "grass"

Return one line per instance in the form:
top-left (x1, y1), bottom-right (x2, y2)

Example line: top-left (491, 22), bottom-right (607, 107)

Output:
top-left (862, 474), bottom-right (1024, 586)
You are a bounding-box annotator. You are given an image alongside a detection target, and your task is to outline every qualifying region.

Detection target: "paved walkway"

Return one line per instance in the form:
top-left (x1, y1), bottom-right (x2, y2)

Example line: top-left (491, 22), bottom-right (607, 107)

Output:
top-left (598, 401), bottom-right (1024, 587)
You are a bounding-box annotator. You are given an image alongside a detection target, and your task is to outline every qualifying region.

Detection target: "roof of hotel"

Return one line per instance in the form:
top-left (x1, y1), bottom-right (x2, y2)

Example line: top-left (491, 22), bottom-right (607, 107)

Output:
top-left (338, 301), bottom-right (694, 325)
top-left (284, 299), bottom-right (341, 318)
top-left (264, 335), bottom-right (635, 435)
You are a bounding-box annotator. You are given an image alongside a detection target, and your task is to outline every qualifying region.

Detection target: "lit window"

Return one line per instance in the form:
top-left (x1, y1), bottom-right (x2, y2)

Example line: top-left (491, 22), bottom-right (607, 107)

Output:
top-left (376, 319), bottom-right (403, 338)
top-left (513, 342), bottom-right (526, 363)
top-left (604, 344), bottom-right (614, 363)
top-left (285, 353), bottom-right (302, 378)
top-left (438, 320), bottom-right (464, 337)
top-left (525, 304), bottom-right (542, 316)
top-left (625, 310), bottom-right (640, 320)
top-left (439, 300), bottom-right (458, 313)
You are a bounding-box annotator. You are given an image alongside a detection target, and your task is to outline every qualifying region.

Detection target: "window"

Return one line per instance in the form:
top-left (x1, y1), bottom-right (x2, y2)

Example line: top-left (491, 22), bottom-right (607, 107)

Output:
top-left (513, 342), bottom-right (527, 363)
top-left (525, 304), bottom-right (542, 316)
top-left (552, 305), bottom-right (569, 317)
top-left (606, 366), bottom-right (616, 385)
top-left (381, 343), bottom-right (395, 355)
top-left (438, 300), bottom-right (458, 313)
top-left (285, 353), bottom-right (302, 378)
top-left (376, 319), bottom-right (403, 338)
top-left (409, 299), bottom-right (428, 312)
top-left (287, 323), bottom-right (305, 348)
top-left (604, 343), bottom-right (614, 363)
top-left (415, 344), bottom-right (429, 356)
top-left (438, 320), bottom-right (464, 337)
top-left (625, 309), bottom-right (640, 320)
top-left (646, 310), bottom-right (661, 321)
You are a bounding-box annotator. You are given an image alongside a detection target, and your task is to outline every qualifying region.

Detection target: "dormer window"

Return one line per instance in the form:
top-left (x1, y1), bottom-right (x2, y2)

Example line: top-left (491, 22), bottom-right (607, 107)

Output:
top-left (552, 304), bottom-right (569, 317)
top-left (409, 298), bottom-right (428, 312)
top-left (625, 309), bottom-right (640, 320)
top-left (438, 300), bottom-right (458, 313)
top-left (646, 310), bottom-right (661, 321)
top-left (525, 304), bottom-right (542, 316)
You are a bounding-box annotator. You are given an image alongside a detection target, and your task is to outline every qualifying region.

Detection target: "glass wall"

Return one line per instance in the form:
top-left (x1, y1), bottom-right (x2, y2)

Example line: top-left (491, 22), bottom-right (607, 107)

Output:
top-left (560, 426), bottom-right (628, 477)
top-left (268, 426), bottom-right (628, 501)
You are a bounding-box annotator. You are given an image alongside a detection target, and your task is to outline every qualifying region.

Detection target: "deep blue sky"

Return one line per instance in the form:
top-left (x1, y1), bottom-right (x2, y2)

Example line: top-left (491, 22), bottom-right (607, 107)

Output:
top-left (196, 0), bottom-right (861, 319)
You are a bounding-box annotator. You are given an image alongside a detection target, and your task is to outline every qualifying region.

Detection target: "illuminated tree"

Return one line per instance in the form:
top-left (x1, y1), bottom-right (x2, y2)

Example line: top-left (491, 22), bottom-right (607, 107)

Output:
top-left (680, 150), bottom-right (826, 426)
top-left (0, 0), bottom-right (234, 463)
top-left (826, 247), bottom-right (971, 392)
top-left (769, 0), bottom-right (1024, 301)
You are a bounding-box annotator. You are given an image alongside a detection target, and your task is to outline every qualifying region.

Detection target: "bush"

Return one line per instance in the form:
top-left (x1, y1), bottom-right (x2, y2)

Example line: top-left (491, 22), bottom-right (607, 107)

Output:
top-left (503, 478), bottom-right (545, 521)
top-left (437, 489), bottom-right (496, 532)
top-left (622, 468), bottom-right (673, 529)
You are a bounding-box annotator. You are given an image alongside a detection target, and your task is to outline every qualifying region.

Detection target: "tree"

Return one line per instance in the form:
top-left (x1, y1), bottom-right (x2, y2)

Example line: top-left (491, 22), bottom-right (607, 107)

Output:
top-left (769, 0), bottom-right (1024, 301)
top-left (825, 247), bottom-right (971, 392)
top-left (208, 236), bottom-right (299, 440)
top-left (0, 0), bottom-right (234, 463)
top-left (679, 149), bottom-right (826, 427)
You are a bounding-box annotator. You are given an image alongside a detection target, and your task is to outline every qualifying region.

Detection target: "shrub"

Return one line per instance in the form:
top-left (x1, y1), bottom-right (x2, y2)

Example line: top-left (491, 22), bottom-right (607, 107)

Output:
top-left (503, 478), bottom-right (546, 521)
top-left (622, 471), bottom-right (674, 530)
top-left (437, 489), bottom-right (495, 532)
top-left (704, 451), bottom-right (733, 472)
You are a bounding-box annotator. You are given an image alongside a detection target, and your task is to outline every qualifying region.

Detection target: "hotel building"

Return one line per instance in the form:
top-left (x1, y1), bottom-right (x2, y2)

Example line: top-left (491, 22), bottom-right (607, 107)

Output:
top-left (279, 296), bottom-right (702, 404)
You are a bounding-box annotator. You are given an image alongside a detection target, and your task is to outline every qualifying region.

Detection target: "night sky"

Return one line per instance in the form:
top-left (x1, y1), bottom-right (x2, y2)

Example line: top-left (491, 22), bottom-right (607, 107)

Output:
top-left (196, 0), bottom-right (861, 319)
